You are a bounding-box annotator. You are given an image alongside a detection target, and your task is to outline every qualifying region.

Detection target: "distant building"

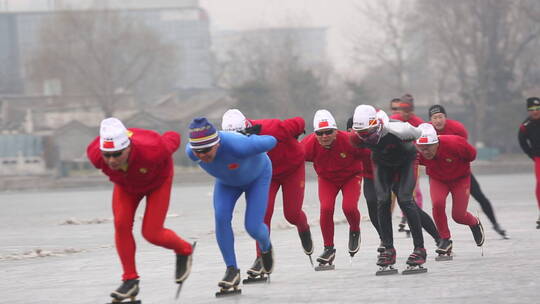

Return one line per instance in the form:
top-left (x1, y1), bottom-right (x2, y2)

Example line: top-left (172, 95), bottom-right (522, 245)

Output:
top-left (0, 0), bottom-right (213, 95)
top-left (0, 134), bottom-right (47, 175)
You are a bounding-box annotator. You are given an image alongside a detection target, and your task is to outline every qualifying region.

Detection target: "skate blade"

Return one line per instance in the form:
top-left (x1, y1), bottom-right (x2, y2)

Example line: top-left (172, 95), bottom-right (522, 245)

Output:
top-left (402, 266), bottom-right (428, 275)
top-left (107, 300), bottom-right (141, 304)
top-left (308, 255), bottom-right (314, 267)
top-left (215, 288), bottom-right (241, 297)
top-left (435, 255), bottom-right (453, 261)
top-left (242, 276), bottom-right (268, 284)
top-left (375, 267), bottom-right (398, 276)
top-left (314, 264), bottom-right (335, 271)
top-left (175, 283), bottom-right (183, 299)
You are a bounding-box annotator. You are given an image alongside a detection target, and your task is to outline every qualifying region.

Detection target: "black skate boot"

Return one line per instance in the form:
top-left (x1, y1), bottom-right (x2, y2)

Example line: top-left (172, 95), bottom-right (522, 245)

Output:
top-left (242, 257), bottom-right (267, 284)
top-left (175, 245), bottom-right (195, 284)
top-left (299, 229), bottom-right (314, 266)
top-left (315, 246), bottom-right (336, 271)
top-left (470, 219), bottom-right (485, 247)
top-left (536, 215), bottom-right (540, 229)
top-left (261, 245), bottom-right (274, 275)
top-left (299, 229), bottom-right (314, 255)
top-left (375, 248), bottom-right (397, 276)
top-left (348, 230), bottom-right (361, 257)
top-left (216, 266), bottom-right (241, 297)
top-left (110, 279), bottom-right (140, 303)
top-left (435, 239), bottom-right (453, 261)
top-left (402, 247), bottom-right (427, 275)
top-left (493, 224), bottom-right (509, 239)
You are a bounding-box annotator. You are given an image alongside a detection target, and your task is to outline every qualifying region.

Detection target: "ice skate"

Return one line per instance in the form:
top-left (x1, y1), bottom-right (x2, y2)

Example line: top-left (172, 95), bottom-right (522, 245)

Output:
top-left (215, 266), bottom-right (242, 297)
top-left (299, 229), bottom-right (314, 266)
top-left (348, 230), bottom-right (361, 257)
top-left (109, 279), bottom-right (141, 304)
top-left (315, 246), bottom-right (336, 271)
top-left (260, 245), bottom-right (274, 275)
top-left (375, 248), bottom-right (398, 276)
top-left (493, 224), bottom-right (509, 239)
top-left (242, 257), bottom-right (267, 284)
top-left (435, 239), bottom-right (453, 261)
top-left (470, 218), bottom-right (485, 247)
top-left (536, 215), bottom-right (540, 229)
top-left (174, 242), bottom-right (196, 299)
top-left (402, 248), bottom-right (428, 275)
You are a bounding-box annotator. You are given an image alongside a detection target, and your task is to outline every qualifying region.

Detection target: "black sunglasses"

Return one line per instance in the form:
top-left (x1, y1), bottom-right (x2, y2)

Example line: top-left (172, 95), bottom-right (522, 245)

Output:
top-left (391, 107), bottom-right (399, 111)
top-left (315, 129), bottom-right (334, 136)
top-left (194, 146), bottom-right (213, 154)
top-left (102, 150), bottom-right (124, 158)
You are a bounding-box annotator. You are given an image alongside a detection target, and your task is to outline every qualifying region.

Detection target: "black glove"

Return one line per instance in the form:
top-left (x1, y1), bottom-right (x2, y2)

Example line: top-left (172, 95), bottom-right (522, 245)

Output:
top-left (243, 124), bottom-right (262, 136)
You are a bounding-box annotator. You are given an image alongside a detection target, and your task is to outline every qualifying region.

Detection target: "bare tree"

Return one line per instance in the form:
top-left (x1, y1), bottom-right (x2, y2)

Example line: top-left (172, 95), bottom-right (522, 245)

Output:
top-left (29, 8), bottom-right (179, 117)
top-left (216, 29), bottom-right (329, 119)
top-left (415, 0), bottom-right (540, 146)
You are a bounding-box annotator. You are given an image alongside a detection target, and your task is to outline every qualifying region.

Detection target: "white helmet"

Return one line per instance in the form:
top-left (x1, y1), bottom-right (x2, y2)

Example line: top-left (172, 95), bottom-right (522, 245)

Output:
top-left (313, 109), bottom-right (338, 131)
top-left (416, 123), bottom-right (439, 145)
top-left (222, 109), bottom-right (247, 132)
top-left (352, 105), bottom-right (379, 131)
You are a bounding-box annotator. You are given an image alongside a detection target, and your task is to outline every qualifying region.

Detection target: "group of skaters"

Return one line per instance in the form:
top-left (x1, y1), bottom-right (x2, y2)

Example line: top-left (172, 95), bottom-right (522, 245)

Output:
top-left (86, 93), bottom-right (540, 302)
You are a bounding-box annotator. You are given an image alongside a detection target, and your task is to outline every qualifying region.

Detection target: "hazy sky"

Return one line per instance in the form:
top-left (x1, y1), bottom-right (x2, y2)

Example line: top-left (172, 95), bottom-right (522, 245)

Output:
top-left (4, 0), bottom-right (364, 71)
top-left (199, 0), bottom-right (363, 71)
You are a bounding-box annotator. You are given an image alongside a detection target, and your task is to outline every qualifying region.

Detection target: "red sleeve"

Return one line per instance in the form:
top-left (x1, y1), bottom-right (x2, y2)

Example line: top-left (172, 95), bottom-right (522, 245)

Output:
top-left (281, 117), bottom-right (305, 138)
top-left (452, 120), bottom-right (469, 140)
top-left (162, 131), bottom-right (181, 155)
top-left (455, 136), bottom-right (476, 162)
top-left (301, 134), bottom-right (315, 162)
top-left (86, 136), bottom-right (103, 169)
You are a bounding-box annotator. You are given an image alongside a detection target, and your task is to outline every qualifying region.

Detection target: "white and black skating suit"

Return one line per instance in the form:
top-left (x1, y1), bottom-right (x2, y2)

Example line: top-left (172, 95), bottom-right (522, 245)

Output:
top-left (359, 121), bottom-right (426, 249)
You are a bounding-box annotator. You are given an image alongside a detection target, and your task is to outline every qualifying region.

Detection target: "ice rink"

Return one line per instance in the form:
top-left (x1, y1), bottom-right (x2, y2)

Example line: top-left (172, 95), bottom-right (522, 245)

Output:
top-left (1, 173), bottom-right (538, 304)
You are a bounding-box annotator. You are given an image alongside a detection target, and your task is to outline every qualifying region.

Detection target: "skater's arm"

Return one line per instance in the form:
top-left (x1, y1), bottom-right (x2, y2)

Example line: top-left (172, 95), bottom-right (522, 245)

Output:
top-left (230, 134), bottom-right (277, 158)
top-left (518, 124), bottom-right (533, 159)
top-left (387, 122), bottom-right (422, 141)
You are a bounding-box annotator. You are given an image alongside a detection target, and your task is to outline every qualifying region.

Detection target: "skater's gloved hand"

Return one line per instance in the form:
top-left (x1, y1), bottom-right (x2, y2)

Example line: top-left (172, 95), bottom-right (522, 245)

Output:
top-left (243, 124), bottom-right (262, 136)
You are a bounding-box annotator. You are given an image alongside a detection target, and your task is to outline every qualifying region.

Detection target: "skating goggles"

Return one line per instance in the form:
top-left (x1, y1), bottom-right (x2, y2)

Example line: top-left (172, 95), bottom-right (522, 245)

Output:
top-left (355, 127), bottom-right (378, 138)
top-left (315, 129), bottom-right (335, 136)
top-left (193, 146), bottom-right (213, 154)
top-left (102, 150), bottom-right (125, 158)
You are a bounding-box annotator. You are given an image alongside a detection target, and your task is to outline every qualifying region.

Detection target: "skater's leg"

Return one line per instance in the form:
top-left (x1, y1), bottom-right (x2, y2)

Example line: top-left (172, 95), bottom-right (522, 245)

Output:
top-left (141, 176), bottom-right (192, 255)
top-left (395, 160), bottom-right (424, 249)
top-left (363, 177), bottom-right (381, 236)
top-left (244, 161), bottom-right (272, 252)
top-left (417, 207), bottom-right (440, 242)
top-left (318, 176), bottom-right (340, 247)
top-left (341, 174), bottom-right (361, 232)
top-left (450, 176), bottom-right (478, 226)
top-left (534, 157), bottom-right (540, 210)
top-left (429, 177), bottom-right (451, 239)
top-left (214, 182), bottom-right (243, 268)
top-left (414, 164), bottom-right (424, 209)
top-left (112, 185), bottom-right (143, 281)
top-left (470, 174), bottom-right (498, 225)
top-left (373, 163), bottom-right (395, 248)
top-left (281, 164), bottom-right (309, 232)
top-left (254, 179), bottom-right (280, 256)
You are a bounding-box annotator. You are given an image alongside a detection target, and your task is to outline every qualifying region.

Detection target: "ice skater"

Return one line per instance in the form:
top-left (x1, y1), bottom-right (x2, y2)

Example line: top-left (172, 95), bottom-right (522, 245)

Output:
top-left (389, 94), bottom-right (425, 232)
top-left (185, 117), bottom-right (276, 296)
top-left (517, 97), bottom-right (540, 229)
top-left (87, 118), bottom-right (194, 303)
top-left (221, 109), bottom-right (313, 275)
top-left (416, 123), bottom-right (485, 260)
top-left (351, 105), bottom-right (429, 275)
top-left (302, 110), bottom-right (368, 270)
top-left (429, 104), bottom-right (508, 238)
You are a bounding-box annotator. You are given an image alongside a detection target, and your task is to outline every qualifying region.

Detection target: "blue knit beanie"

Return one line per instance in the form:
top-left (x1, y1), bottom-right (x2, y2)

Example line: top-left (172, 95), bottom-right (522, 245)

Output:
top-left (188, 117), bottom-right (220, 149)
